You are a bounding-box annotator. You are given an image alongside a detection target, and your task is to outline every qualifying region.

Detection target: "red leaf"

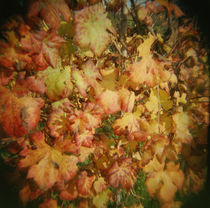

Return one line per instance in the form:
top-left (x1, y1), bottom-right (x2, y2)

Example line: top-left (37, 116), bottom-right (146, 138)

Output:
top-left (77, 171), bottom-right (95, 197)
top-left (27, 0), bottom-right (71, 30)
top-left (0, 31), bottom-right (32, 71)
top-left (17, 72), bottom-right (46, 94)
top-left (0, 71), bottom-right (13, 85)
top-left (0, 86), bottom-right (44, 137)
top-left (20, 30), bottom-right (65, 69)
top-left (106, 158), bottom-right (136, 191)
top-left (40, 5), bottom-right (61, 30)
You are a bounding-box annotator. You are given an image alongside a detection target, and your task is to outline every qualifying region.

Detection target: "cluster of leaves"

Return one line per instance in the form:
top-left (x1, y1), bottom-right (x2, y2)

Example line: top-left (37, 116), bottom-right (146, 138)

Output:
top-left (0, 0), bottom-right (209, 208)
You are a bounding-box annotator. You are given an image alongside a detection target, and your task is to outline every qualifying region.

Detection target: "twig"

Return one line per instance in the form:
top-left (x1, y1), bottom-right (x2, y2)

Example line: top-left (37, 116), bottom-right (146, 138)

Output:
top-left (130, 0), bottom-right (141, 34)
top-left (189, 96), bottom-right (210, 100)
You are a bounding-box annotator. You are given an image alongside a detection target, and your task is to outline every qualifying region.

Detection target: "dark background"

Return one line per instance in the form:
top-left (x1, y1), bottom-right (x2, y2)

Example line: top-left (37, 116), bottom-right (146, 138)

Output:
top-left (0, 0), bottom-right (209, 208)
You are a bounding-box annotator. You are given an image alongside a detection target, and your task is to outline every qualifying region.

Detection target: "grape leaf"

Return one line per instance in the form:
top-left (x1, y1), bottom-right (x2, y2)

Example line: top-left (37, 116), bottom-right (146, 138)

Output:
top-left (44, 66), bottom-right (73, 101)
top-left (0, 31), bottom-right (32, 71)
top-left (17, 72), bottom-right (46, 95)
top-left (93, 189), bottom-right (112, 208)
top-left (97, 89), bottom-right (121, 114)
top-left (0, 86), bottom-right (44, 137)
top-left (119, 88), bottom-right (135, 113)
top-left (74, 3), bottom-right (115, 56)
top-left (27, 0), bottom-right (71, 30)
top-left (21, 30), bottom-right (65, 69)
top-left (77, 171), bottom-right (95, 197)
top-left (39, 199), bottom-right (60, 208)
top-left (143, 157), bottom-right (184, 204)
top-left (172, 108), bottom-right (192, 144)
top-left (19, 132), bottom-right (79, 190)
top-left (106, 158), bottom-right (137, 191)
top-left (48, 99), bottom-right (73, 139)
top-left (113, 112), bottom-right (142, 141)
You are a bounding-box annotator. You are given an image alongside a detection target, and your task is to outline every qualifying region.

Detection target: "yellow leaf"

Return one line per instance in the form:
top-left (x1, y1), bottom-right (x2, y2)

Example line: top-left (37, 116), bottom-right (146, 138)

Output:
top-left (153, 89), bottom-right (173, 111)
top-left (137, 33), bottom-right (156, 57)
top-left (100, 70), bottom-right (118, 90)
top-left (93, 189), bottom-right (112, 208)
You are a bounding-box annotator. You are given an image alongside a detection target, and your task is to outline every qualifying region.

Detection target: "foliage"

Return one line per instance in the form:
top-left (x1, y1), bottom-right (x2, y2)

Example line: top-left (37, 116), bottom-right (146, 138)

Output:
top-left (0, 0), bottom-right (209, 207)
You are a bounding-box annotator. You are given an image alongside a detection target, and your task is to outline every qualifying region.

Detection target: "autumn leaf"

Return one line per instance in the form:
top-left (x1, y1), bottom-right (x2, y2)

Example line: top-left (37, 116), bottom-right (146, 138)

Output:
top-left (75, 130), bottom-right (94, 147)
top-left (78, 146), bottom-right (95, 162)
top-left (39, 199), bottom-right (60, 208)
top-left (19, 183), bottom-right (43, 206)
top-left (77, 171), bottom-right (95, 197)
top-left (172, 108), bottom-right (192, 144)
top-left (21, 30), bottom-right (66, 69)
top-left (97, 89), bottom-right (121, 114)
top-left (119, 88), bottom-right (135, 113)
top-left (113, 112), bottom-right (142, 141)
top-left (74, 3), bottom-right (115, 56)
top-left (42, 32), bottom-right (66, 68)
top-left (19, 132), bottom-right (78, 190)
top-left (48, 108), bottom-right (71, 139)
top-left (48, 99), bottom-right (74, 139)
top-left (143, 157), bottom-right (184, 204)
top-left (72, 61), bottom-right (102, 97)
top-left (145, 89), bottom-right (159, 114)
top-left (27, 0), bottom-right (71, 30)
top-left (43, 66), bottom-right (73, 101)
top-left (0, 31), bottom-right (32, 71)
top-left (0, 71), bottom-right (13, 86)
top-left (93, 177), bottom-right (108, 194)
top-left (72, 67), bottom-right (89, 97)
top-left (141, 134), bottom-right (169, 165)
top-left (106, 158), bottom-right (137, 191)
top-left (0, 86), bottom-right (44, 137)
top-left (127, 34), bottom-right (171, 89)
top-left (93, 188), bottom-right (112, 208)
top-left (17, 72), bottom-right (46, 94)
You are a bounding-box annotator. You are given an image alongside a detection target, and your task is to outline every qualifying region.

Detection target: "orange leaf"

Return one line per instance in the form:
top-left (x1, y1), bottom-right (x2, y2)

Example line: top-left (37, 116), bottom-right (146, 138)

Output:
top-left (19, 132), bottom-right (78, 190)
